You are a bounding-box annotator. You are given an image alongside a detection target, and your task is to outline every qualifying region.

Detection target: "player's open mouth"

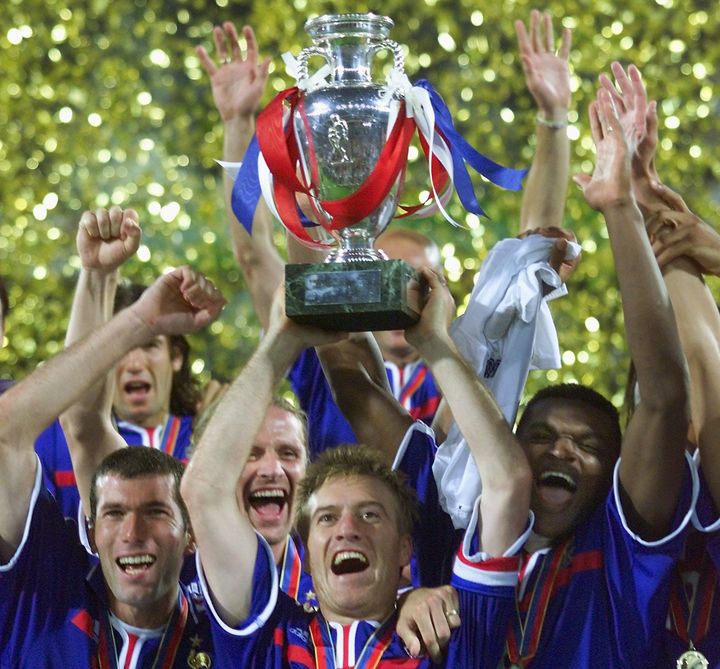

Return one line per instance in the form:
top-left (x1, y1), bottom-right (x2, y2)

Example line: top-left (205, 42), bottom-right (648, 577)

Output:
top-left (249, 489), bottom-right (288, 517)
top-left (331, 550), bottom-right (369, 575)
top-left (124, 381), bottom-right (151, 397)
top-left (116, 554), bottom-right (156, 574)
top-left (537, 470), bottom-right (577, 507)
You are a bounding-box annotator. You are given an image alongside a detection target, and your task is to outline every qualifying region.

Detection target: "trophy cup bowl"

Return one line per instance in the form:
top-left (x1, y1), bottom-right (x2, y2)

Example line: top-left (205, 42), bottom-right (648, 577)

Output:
top-left (284, 13), bottom-right (422, 332)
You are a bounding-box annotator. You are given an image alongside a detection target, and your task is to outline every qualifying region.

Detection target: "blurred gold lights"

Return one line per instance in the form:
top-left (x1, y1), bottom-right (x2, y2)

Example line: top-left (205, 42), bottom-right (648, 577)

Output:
top-left (1, 0), bottom-right (718, 404)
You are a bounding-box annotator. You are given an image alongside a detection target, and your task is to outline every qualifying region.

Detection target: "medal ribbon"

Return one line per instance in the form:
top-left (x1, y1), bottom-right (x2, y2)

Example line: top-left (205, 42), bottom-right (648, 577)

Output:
top-left (97, 591), bottom-right (188, 669)
top-left (669, 538), bottom-right (717, 646)
top-left (159, 415), bottom-right (181, 457)
top-left (506, 540), bottom-right (571, 666)
top-left (310, 613), bottom-right (397, 669)
top-left (399, 365), bottom-right (426, 409)
top-left (279, 536), bottom-right (303, 602)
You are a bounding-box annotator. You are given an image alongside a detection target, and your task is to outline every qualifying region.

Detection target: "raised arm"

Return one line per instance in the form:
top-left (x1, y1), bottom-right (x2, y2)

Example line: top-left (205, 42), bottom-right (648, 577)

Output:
top-left (198, 22), bottom-right (281, 330)
top-left (181, 290), bottom-right (343, 626)
top-left (574, 89), bottom-right (688, 540)
top-left (0, 266), bottom-right (224, 562)
top-left (647, 195), bottom-right (720, 510)
top-left (406, 269), bottom-right (532, 556)
top-left (285, 231), bottom-right (402, 460)
top-left (315, 332), bottom-right (411, 462)
top-left (605, 62), bottom-right (720, 495)
top-left (516, 9), bottom-right (571, 234)
top-left (59, 207), bottom-right (141, 512)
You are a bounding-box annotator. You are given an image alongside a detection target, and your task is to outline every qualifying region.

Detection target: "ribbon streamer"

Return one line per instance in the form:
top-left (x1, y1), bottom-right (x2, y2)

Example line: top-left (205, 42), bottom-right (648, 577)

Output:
top-left (228, 76), bottom-right (527, 244)
top-left (414, 79), bottom-right (528, 215)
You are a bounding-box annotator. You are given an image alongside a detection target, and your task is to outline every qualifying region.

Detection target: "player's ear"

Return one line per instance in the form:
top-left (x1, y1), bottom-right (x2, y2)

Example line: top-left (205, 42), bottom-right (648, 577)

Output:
top-left (87, 518), bottom-right (98, 553)
top-left (184, 527), bottom-right (196, 556)
top-left (399, 534), bottom-right (413, 568)
top-left (170, 341), bottom-right (184, 373)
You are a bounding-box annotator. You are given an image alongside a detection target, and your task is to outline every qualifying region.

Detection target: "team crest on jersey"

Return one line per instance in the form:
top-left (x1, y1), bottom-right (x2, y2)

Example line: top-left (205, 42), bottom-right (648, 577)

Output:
top-left (302, 589), bottom-right (318, 612)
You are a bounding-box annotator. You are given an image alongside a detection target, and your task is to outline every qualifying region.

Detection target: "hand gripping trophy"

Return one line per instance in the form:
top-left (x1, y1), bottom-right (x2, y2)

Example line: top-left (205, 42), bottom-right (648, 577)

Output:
top-left (231, 13), bottom-right (526, 331)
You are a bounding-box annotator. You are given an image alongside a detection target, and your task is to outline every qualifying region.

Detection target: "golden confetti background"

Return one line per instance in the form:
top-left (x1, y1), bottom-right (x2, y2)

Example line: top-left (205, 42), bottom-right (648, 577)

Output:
top-left (1, 0), bottom-right (718, 413)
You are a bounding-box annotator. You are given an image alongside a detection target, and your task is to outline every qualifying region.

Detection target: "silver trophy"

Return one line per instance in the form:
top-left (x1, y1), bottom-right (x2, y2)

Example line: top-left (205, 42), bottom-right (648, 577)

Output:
top-left (284, 13), bottom-right (422, 331)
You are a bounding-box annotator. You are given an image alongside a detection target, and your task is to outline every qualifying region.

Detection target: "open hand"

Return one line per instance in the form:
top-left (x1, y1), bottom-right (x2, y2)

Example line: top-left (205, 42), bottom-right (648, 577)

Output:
top-left (573, 89), bottom-right (633, 212)
top-left (515, 10), bottom-right (571, 119)
top-left (197, 23), bottom-right (270, 122)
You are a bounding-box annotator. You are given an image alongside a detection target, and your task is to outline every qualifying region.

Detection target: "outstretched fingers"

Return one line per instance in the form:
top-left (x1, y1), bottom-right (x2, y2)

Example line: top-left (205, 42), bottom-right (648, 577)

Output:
top-left (240, 24), bottom-right (257, 66)
top-left (558, 25), bottom-right (571, 59)
top-left (542, 11), bottom-right (555, 51)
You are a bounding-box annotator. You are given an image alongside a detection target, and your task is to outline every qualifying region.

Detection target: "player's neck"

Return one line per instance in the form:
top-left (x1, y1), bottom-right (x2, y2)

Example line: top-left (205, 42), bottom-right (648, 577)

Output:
top-left (272, 537), bottom-right (288, 566)
top-left (524, 530), bottom-right (553, 554)
top-left (118, 409), bottom-right (170, 429)
top-left (320, 601), bottom-right (393, 626)
top-left (383, 350), bottom-right (419, 368)
top-left (109, 586), bottom-right (177, 630)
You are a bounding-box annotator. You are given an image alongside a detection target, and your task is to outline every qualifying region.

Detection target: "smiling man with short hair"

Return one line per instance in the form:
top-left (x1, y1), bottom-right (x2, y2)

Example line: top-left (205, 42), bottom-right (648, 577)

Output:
top-left (183, 270), bottom-right (532, 667)
top-left (0, 266), bottom-right (226, 666)
top-left (486, 85), bottom-right (696, 669)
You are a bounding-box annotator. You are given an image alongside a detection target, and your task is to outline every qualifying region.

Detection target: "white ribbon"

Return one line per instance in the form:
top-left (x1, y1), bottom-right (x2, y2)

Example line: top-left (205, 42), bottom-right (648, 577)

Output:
top-left (215, 159), bottom-right (242, 180)
top-left (282, 51), bottom-right (332, 93)
top-left (257, 152), bottom-right (282, 223)
top-left (381, 69), bottom-right (463, 224)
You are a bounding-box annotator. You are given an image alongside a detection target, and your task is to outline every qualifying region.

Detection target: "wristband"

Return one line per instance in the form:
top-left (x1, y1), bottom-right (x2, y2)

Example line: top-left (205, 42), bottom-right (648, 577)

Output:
top-left (536, 113), bottom-right (568, 130)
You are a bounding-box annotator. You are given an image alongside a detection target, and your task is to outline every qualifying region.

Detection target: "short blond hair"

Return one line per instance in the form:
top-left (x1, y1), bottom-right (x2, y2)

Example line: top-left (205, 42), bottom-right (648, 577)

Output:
top-left (295, 446), bottom-right (417, 544)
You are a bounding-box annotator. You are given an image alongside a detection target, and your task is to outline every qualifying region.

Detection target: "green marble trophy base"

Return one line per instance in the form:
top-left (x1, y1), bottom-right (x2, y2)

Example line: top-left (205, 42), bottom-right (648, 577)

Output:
top-left (285, 259), bottom-right (421, 331)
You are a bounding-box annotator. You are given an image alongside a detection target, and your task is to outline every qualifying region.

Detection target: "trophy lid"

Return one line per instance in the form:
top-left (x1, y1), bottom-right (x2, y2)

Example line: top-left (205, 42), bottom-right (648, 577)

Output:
top-left (304, 13), bottom-right (394, 40)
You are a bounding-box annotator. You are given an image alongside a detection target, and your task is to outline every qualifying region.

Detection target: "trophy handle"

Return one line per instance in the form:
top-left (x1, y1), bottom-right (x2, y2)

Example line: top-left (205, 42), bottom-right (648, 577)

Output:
top-left (296, 46), bottom-right (329, 81)
top-left (377, 39), bottom-right (405, 74)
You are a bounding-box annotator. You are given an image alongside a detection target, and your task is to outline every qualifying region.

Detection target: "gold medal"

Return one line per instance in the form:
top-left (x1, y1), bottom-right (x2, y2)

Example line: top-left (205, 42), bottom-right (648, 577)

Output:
top-left (676, 648), bottom-right (708, 669)
top-left (187, 650), bottom-right (212, 668)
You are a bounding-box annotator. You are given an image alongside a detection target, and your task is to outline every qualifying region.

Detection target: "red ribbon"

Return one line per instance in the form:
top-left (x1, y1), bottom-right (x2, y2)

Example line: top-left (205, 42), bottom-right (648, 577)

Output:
top-left (256, 87), bottom-right (441, 242)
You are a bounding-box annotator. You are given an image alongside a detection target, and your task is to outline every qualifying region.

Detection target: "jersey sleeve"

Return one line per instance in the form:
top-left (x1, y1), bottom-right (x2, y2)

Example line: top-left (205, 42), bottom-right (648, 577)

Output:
top-left (33, 419), bottom-right (62, 500)
top-left (392, 421), bottom-right (458, 587)
top-left (688, 458), bottom-right (720, 573)
top-left (288, 348), bottom-right (358, 458)
top-left (0, 456), bottom-right (89, 661)
top-left (600, 450), bottom-right (699, 662)
top-left (198, 531), bottom-right (304, 665)
top-left (691, 452), bottom-right (720, 535)
top-left (447, 501), bottom-right (530, 668)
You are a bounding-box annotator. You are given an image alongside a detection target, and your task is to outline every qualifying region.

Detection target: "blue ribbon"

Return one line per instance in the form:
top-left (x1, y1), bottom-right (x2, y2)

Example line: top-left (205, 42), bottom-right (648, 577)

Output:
top-left (231, 133), bottom-right (317, 234)
top-left (415, 79), bottom-right (528, 217)
top-left (231, 134), bottom-right (262, 234)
